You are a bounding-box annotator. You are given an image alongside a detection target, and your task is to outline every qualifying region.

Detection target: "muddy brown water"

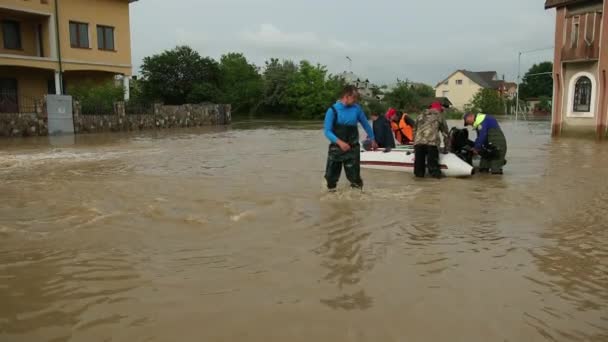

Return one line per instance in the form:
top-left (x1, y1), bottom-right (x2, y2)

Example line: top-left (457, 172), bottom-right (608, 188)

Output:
top-left (0, 119), bottom-right (607, 342)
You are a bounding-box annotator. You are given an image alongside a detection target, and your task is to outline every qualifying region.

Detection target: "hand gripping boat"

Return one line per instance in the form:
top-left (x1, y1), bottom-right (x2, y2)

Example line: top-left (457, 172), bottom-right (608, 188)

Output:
top-left (360, 145), bottom-right (474, 177)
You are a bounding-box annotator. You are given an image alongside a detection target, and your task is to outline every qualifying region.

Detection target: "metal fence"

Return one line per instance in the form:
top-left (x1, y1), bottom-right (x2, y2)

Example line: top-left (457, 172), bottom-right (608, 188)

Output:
top-left (0, 93), bottom-right (43, 114)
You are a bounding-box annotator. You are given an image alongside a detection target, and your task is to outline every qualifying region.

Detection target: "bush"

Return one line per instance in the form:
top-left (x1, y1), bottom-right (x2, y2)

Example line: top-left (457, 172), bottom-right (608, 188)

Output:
top-left (70, 82), bottom-right (124, 115)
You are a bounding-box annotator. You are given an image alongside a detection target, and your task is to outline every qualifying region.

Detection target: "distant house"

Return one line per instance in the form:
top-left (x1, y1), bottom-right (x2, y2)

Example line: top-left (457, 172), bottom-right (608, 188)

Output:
top-left (339, 71), bottom-right (377, 100)
top-left (545, 0), bottom-right (608, 138)
top-left (435, 70), bottom-right (513, 110)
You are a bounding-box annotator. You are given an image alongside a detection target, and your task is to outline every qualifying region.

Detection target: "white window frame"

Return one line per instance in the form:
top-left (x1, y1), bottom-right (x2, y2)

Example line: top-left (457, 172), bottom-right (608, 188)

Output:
top-left (456, 79), bottom-right (463, 85)
top-left (567, 71), bottom-right (597, 118)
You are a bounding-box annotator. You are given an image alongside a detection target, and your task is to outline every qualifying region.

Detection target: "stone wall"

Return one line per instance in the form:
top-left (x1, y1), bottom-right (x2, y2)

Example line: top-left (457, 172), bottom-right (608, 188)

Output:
top-left (0, 100), bottom-right (231, 137)
top-left (0, 113), bottom-right (48, 137)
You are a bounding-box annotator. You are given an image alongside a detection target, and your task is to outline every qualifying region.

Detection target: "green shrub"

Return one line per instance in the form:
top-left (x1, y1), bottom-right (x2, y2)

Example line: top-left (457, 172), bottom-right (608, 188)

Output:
top-left (70, 81), bottom-right (124, 115)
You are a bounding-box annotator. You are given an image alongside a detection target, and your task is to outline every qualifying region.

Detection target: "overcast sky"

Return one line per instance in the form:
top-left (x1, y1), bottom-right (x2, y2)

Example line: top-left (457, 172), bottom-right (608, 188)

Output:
top-left (129, 0), bottom-right (556, 86)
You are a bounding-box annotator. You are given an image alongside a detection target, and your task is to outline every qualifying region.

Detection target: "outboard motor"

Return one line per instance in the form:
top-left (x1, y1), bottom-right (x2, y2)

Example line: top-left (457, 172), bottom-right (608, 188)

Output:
top-left (448, 127), bottom-right (475, 165)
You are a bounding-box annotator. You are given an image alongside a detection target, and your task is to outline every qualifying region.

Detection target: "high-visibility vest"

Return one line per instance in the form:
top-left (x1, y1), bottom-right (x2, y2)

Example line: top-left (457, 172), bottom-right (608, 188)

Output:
top-left (392, 114), bottom-right (414, 144)
top-left (399, 114), bottom-right (414, 143)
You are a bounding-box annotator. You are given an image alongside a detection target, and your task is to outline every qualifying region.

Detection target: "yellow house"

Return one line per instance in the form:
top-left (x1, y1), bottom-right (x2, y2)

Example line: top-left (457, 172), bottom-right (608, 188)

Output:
top-left (435, 70), bottom-right (511, 111)
top-left (0, 0), bottom-right (137, 113)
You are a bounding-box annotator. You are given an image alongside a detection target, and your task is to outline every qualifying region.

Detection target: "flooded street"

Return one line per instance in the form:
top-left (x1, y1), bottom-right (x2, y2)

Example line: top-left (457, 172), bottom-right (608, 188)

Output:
top-left (0, 120), bottom-right (607, 342)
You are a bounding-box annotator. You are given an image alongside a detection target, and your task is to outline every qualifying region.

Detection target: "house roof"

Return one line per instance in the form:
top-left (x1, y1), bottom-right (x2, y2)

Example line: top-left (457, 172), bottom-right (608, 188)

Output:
top-left (544, 0), bottom-right (597, 9)
top-left (436, 70), bottom-right (502, 89)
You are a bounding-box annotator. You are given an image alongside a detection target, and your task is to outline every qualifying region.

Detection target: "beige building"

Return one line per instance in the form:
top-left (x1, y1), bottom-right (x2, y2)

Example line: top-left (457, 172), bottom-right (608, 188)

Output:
top-left (545, 0), bottom-right (608, 137)
top-left (435, 70), bottom-right (513, 111)
top-left (0, 0), bottom-right (137, 112)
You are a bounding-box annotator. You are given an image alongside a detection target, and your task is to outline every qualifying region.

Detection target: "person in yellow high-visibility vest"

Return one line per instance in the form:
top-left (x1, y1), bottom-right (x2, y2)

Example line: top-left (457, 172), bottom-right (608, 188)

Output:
top-left (464, 113), bottom-right (507, 174)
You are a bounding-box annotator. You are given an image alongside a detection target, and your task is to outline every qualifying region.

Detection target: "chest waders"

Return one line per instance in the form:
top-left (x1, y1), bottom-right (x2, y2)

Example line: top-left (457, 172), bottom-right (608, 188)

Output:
top-left (324, 106), bottom-right (363, 190)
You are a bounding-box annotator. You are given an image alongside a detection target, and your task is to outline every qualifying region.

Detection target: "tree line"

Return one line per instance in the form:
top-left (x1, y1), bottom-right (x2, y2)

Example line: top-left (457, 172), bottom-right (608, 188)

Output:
top-left (71, 45), bottom-right (554, 118)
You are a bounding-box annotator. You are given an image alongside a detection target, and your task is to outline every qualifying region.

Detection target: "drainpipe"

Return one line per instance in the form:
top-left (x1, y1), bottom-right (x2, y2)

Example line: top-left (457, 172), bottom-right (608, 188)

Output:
top-left (54, 0), bottom-right (63, 94)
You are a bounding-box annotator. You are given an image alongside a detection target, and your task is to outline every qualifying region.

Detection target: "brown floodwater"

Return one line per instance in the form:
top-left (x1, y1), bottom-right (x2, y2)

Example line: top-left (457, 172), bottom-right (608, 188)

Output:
top-left (0, 119), bottom-right (607, 342)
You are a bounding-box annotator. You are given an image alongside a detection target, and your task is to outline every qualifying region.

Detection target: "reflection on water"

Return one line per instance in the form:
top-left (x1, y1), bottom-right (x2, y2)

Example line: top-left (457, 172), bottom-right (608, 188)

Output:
top-left (1, 119), bottom-right (607, 341)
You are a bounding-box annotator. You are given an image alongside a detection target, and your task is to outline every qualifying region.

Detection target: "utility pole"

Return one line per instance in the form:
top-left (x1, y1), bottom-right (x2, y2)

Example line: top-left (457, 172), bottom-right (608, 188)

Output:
top-left (515, 47), bottom-right (554, 121)
top-left (346, 56), bottom-right (352, 72)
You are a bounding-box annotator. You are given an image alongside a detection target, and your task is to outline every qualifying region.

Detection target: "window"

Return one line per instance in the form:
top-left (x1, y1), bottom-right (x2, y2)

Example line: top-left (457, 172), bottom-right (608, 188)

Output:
top-left (456, 79), bottom-right (463, 85)
top-left (69, 21), bottom-right (89, 48)
top-left (573, 76), bottom-right (592, 112)
top-left (2, 20), bottom-right (22, 50)
top-left (97, 25), bottom-right (115, 51)
top-left (0, 78), bottom-right (18, 113)
top-left (571, 16), bottom-right (580, 48)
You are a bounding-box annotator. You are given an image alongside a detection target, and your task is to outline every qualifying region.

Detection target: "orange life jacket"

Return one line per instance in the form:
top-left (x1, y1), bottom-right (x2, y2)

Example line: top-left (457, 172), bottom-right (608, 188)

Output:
top-left (392, 114), bottom-right (414, 144)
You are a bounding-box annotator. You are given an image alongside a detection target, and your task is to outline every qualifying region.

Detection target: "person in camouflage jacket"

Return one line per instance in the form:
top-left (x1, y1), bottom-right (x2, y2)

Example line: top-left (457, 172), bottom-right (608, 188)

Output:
top-left (413, 102), bottom-right (449, 178)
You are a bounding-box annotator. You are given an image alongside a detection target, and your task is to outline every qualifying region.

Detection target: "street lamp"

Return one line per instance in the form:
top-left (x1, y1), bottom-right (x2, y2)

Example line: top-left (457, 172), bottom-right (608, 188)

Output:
top-left (346, 56), bottom-right (352, 72)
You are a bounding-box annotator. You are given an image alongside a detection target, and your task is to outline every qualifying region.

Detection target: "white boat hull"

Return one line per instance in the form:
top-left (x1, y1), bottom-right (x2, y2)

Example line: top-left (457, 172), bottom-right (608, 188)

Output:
top-left (360, 147), bottom-right (473, 177)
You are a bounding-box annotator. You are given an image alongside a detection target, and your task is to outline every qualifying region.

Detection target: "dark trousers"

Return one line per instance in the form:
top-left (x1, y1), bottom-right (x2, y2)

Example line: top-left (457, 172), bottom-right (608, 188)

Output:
top-left (414, 145), bottom-right (441, 178)
top-left (325, 145), bottom-right (363, 189)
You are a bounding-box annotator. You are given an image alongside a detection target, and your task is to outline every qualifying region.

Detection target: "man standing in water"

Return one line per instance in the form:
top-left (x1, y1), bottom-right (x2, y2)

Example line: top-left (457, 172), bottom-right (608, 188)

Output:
top-left (413, 102), bottom-right (449, 178)
top-left (324, 85), bottom-right (377, 191)
top-left (464, 113), bottom-right (507, 175)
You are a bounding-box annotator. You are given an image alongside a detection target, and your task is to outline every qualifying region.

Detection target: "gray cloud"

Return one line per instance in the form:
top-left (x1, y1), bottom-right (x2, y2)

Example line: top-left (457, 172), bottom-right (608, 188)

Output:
top-left (130, 0), bottom-right (556, 85)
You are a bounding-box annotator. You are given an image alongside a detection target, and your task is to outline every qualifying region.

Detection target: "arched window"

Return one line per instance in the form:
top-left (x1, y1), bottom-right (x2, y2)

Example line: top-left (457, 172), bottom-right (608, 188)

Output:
top-left (573, 76), bottom-right (592, 112)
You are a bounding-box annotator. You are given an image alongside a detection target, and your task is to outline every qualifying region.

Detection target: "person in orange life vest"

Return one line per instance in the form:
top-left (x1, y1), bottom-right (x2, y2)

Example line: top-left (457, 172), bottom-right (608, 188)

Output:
top-left (387, 109), bottom-right (415, 145)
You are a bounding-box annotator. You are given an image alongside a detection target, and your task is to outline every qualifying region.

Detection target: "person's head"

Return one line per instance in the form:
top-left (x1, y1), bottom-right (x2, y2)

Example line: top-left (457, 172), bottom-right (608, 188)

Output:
top-left (429, 101), bottom-right (443, 112)
top-left (340, 85), bottom-right (359, 106)
top-left (370, 112), bottom-right (380, 121)
top-left (386, 108), bottom-right (397, 121)
top-left (463, 113), bottom-right (476, 126)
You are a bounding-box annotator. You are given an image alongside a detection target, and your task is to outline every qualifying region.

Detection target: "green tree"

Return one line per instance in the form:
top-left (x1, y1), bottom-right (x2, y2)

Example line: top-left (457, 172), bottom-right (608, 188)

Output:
top-left (261, 58), bottom-right (298, 115)
top-left (362, 99), bottom-right (388, 116)
top-left (218, 53), bottom-right (264, 115)
top-left (384, 81), bottom-right (434, 112)
top-left (466, 88), bottom-right (505, 114)
top-left (519, 62), bottom-right (553, 99)
top-left (284, 61), bottom-right (344, 119)
top-left (139, 45), bottom-right (220, 105)
top-left (535, 96), bottom-right (552, 113)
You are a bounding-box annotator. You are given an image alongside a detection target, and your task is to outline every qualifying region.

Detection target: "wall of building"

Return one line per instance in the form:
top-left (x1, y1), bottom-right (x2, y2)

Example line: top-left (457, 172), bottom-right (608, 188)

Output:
top-left (0, 66), bottom-right (53, 99)
top-left (559, 61), bottom-right (599, 135)
top-left (63, 70), bottom-right (115, 92)
top-left (435, 71), bottom-right (482, 110)
top-left (58, 0), bottom-right (132, 75)
top-left (0, 0), bottom-right (54, 15)
top-left (0, 0), bottom-right (133, 76)
top-left (599, 0), bottom-right (608, 137)
top-left (0, 12), bottom-right (50, 57)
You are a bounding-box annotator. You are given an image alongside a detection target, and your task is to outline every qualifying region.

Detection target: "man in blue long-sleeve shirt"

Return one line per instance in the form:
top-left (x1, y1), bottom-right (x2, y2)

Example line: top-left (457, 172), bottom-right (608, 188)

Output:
top-left (323, 85), bottom-right (377, 191)
top-left (464, 113), bottom-right (507, 174)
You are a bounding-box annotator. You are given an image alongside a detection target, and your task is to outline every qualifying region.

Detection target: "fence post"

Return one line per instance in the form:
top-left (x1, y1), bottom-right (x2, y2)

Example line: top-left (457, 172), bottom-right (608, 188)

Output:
top-left (115, 101), bottom-right (126, 117)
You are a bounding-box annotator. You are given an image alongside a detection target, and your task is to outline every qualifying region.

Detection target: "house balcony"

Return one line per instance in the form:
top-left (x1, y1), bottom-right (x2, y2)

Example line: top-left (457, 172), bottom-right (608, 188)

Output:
top-left (0, 6), bottom-right (58, 70)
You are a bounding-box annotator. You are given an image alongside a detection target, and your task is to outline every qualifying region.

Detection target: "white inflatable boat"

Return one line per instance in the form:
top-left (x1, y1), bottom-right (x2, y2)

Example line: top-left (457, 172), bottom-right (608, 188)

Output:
top-left (360, 145), bottom-right (474, 177)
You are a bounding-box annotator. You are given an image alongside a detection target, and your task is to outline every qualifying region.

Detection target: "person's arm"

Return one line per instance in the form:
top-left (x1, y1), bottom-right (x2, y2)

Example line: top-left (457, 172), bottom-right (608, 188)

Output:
top-left (413, 115), bottom-right (421, 142)
top-left (358, 108), bottom-right (375, 141)
top-left (323, 107), bottom-right (338, 143)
